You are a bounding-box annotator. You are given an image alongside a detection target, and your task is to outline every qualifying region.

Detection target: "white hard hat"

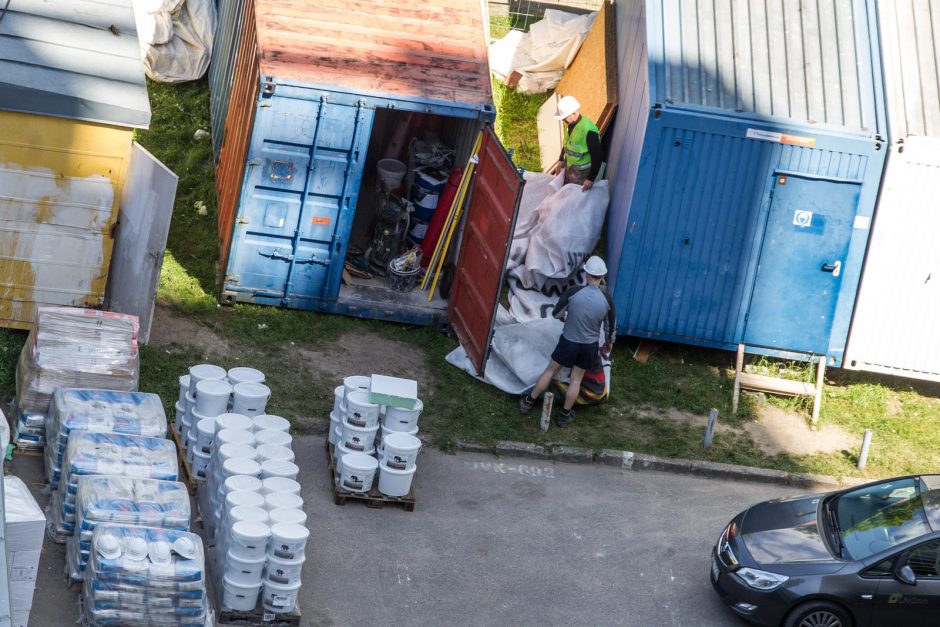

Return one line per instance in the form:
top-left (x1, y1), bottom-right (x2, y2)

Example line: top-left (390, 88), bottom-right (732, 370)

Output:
top-left (584, 256), bottom-right (608, 277)
top-left (125, 536), bottom-right (149, 561)
top-left (554, 95), bottom-right (582, 119)
top-left (148, 540), bottom-right (173, 566)
top-left (96, 533), bottom-right (122, 560)
top-left (172, 536), bottom-right (197, 560)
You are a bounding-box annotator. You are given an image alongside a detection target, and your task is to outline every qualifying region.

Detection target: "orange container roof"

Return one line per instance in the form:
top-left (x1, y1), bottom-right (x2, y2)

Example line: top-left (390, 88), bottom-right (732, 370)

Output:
top-left (254, 0), bottom-right (493, 108)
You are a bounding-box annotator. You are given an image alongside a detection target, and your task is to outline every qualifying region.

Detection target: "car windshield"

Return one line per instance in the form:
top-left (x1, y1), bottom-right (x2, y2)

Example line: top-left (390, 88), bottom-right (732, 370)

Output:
top-left (831, 478), bottom-right (932, 560)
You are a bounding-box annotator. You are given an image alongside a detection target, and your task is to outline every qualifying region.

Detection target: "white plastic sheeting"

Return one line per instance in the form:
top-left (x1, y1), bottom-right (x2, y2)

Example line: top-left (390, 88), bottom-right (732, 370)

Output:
top-left (132, 0), bottom-right (216, 83)
top-left (489, 9), bottom-right (596, 94)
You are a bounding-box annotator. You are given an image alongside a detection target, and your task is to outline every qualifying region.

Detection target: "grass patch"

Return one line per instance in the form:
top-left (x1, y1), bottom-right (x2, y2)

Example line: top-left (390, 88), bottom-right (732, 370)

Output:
top-left (491, 78), bottom-right (551, 173)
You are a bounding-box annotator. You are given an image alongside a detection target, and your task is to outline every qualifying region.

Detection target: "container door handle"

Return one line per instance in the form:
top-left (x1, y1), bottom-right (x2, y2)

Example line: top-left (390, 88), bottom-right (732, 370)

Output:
top-left (821, 261), bottom-right (841, 277)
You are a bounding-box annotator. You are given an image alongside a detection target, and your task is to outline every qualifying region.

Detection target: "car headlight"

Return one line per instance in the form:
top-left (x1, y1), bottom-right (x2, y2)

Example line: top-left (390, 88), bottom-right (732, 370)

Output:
top-left (734, 567), bottom-right (789, 591)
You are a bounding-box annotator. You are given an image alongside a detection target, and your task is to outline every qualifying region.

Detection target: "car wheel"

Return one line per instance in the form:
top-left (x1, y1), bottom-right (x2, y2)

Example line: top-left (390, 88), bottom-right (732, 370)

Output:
top-left (783, 601), bottom-right (852, 627)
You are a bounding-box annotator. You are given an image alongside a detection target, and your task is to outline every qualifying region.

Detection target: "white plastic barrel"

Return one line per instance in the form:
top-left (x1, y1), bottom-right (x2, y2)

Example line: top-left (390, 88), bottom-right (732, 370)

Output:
top-left (228, 367), bottom-right (265, 387)
top-left (222, 576), bottom-right (261, 611)
top-left (261, 460), bottom-right (299, 481)
top-left (229, 521), bottom-right (271, 561)
top-left (261, 578), bottom-right (302, 614)
top-left (378, 463), bottom-right (417, 497)
top-left (345, 390), bottom-right (380, 428)
top-left (338, 453), bottom-right (378, 493)
top-left (381, 432), bottom-right (422, 470)
top-left (383, 399), bottom-right (423, 432)
top-left (253, 414), bottom-right (290, 434)
top-left (195, 379), bottom-right (233, 416)
top-left (340, 418), bottom-right (378, 452)
top-left (232, 382), bottom-right (271, 417)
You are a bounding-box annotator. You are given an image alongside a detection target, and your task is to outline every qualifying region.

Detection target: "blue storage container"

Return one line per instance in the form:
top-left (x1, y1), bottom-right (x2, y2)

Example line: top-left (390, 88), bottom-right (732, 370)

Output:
top-left (604, 0), bottom-right (888, 365)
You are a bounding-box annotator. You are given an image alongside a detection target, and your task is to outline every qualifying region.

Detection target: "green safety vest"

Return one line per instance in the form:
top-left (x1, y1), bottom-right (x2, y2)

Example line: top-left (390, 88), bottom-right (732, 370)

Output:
top-left (563, 115), bottom-right (599, 168)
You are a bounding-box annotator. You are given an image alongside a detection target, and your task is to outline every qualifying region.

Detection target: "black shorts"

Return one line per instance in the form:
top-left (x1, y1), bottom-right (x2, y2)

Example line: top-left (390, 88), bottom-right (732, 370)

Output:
top-left (551, 336), bottom-right (599, 371)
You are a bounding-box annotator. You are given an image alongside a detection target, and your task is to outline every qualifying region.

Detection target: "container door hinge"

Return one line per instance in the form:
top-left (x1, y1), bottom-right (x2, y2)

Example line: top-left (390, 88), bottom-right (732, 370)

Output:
top-left (248, 158), bottom-right (262, 167)
top-left (262, 80), bottom-right (276, 98)
top-left (236, 216), bottom-right (250, 224)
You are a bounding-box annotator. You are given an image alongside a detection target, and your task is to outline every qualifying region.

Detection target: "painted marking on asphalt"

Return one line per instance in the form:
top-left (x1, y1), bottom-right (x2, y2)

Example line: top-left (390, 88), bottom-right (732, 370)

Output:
top-left (464, 461), bottom-right (556, 478)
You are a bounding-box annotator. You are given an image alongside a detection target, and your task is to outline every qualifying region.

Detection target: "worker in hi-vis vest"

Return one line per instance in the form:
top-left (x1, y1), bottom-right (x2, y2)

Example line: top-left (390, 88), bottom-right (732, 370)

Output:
top-left (548, 95), bottom-right (603, 192)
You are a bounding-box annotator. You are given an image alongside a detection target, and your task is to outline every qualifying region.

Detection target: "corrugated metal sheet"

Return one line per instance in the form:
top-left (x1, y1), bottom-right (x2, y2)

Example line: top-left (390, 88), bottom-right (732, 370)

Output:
top-left (0, 111), bottom-right (130, 329)
top-left (0, 0), bottom-right (150, 128)
top-left (652, 0), bottom-right (880, 134)
top-left (209, 0), bottom-right (249, 157)
top-left (605, 0), bottom-right (648, 288)
top-left (846, 138), bottom-right (940, 378)
top-left (216, 0), bottom-right (260, 270)
top-left (877, 0), bottom-right (940, 140)
top-left (252, 0), bottom-right (492, 107)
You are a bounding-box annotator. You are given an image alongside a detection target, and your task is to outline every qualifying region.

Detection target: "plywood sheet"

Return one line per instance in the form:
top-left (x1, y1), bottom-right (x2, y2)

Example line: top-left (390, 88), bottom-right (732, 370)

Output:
top-left (554, 1), bottom-right (618, 134)
top-left (537, 94), bottom-right (563, 173)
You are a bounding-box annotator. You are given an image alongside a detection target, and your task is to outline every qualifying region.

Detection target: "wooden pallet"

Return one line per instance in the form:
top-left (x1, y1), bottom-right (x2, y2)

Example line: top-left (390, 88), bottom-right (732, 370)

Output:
top-left (205, 545), bottom-right (302, 626)
top-left (12, 445), bottom-right (43, 457)
top-left (326, 442), bottom-right (416, 512)
top-left (169, 428), bottom-right (198, 495)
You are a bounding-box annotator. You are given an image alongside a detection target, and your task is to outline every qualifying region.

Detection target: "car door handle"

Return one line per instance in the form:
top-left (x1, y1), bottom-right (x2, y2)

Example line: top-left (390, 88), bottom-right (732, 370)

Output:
top-left (861, 594), bottom-right (873, 600)
top-left (821, 260), bottom-right (842, 277)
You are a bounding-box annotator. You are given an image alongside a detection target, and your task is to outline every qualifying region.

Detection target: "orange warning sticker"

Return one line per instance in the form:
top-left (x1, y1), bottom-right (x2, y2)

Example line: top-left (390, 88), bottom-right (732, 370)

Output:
top-left (311, 216), bottom-right (331, 225)
top-left (746, 128), bottom-right (816, 147)
top-left (780, 134), bottom-right (816, 147)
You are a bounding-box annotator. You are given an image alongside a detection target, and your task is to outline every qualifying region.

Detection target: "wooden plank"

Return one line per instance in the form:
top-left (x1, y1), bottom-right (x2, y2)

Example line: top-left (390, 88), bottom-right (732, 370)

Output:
top-left (537, 94), bottom-right (563, 172)
top-left (737, 372), bottom-right (816, 397)
top-left (553, 1), bottom-right (619, 135)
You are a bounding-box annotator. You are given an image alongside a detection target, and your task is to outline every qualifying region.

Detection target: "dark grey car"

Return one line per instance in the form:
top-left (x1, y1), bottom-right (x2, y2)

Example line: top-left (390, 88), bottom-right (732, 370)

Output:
top-left (711, 474), bottom-right (940, 626)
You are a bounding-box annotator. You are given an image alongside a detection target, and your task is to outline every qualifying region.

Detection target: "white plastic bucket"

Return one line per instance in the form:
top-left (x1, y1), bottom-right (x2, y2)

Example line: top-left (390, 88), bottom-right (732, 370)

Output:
top-left (229, 521), bottom-right (271, 561)
top-left (222, 576), bottom-right (261, 612)
top-left (378, 463), bottom-right (417, 497)
top-left (376, 159), bottom-right (406, 188)
top-left (217, 428), bottom-right (255, 449)
top-left (186, 432), bottom-right (197, 464)
top-left (195, 379), bottom-right (233, 416)
top-left (178, 374), bottom-right (191, 406)
top-left (196, 417), bottom-right (216, 454)
top-left (174, 401), bottom-right (186, 435)
top-left (268, 522), bottom-right (309, 560)
top-left (265, 553), bottom-right (305, 586)
top-left (193, 449), bottom-right (211, 480)
top-left (340, 418), bottom-right (378, 452)
top-left (264, 492), bottom-right (304, 512)
top-left (226, 489), bottom-right (266, 512)
top-left (261, 477), bottom-right (301, 497)
top-left (253, 414), bottom-right (290, 434)
top-left (256, 444), bottom-right (294, 464)
top-left (339, 453), bottom-right (378, 493)
top-left (383, 399), bottom-right (423, 432)
top-left (228, 367), bottom-right (265, 387)
top-left (378, 424), bottom-right (418, 456)
top-left (381, 432), bottom-right (421, 470)
top-left (345, 390), bottom-right (381, 428)
top-left (328, 412), bottom-right (342, 445)
top-left (217, 443), bottom-right (258, 465)
top-left (334, 441), bottom-right (367, 473)
top-left (184, 392), bottom-right (196, 423)
top-left (189, 408), bottom-right (210, 442)
top-left (216, 413), bottom-right (253, 432)
top-left (228, 505), bottom-right (269, 526)
top-left (232, 382), bottom-right (271, 417)
top-left (189, 364), bottom-right (227, 397)
top-left (332, 385), bottom-right (346, 415)
top-left (261, 578), bottom-right (302, 614)
top-left (224, 474), bottom-right (263, 496)
top-left (225, 550), bottom-right (265, 585)
top-left (261, 460), bottom-right (300, 481)
top-left (223, 457), bottom-right (262, 480)
top-left (255, 429), bottom-right (292, 449)
top-left (269, 507), bottom-right (307, 527)
top-left (343, 375), bottom-right (371, 400)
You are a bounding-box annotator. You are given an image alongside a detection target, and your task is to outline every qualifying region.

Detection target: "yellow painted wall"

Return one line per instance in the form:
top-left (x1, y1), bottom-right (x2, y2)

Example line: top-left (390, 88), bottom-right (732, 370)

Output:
top-left (0, 111), bottom-right (132, 329)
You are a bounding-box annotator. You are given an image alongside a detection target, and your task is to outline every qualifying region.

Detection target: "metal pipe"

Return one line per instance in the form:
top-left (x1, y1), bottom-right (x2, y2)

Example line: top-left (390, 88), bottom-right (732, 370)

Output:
top-left (857, 429), bottom-right (873, 470)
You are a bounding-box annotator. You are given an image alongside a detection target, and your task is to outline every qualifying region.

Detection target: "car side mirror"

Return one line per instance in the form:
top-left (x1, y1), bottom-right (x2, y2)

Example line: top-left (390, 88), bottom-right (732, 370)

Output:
top-left (897, 565), bottom-right (917, 586)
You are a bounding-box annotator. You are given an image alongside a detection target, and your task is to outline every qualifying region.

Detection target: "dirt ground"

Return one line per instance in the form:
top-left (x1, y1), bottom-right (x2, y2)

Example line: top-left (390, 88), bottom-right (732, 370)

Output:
top-left (744, 404), bottom-right (859, 457)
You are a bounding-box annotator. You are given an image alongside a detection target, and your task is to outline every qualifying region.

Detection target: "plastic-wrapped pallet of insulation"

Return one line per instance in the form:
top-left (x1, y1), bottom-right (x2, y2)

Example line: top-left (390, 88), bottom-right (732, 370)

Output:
top-left (13, 307), bottom-right (140, 451)
top-left (45, 389), bottom-right (167, 485)
top-left (49, 432), bottom-right (178, 543)
top-left (66, 477), bottom-right (190, 585)
top-left (82, 524), bottom-right (209, 626)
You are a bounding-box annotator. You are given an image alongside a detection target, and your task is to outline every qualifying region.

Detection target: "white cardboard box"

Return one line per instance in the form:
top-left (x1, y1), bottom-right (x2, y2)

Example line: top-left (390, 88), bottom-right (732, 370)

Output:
top-left (4, 476), bottom-right (44, 623)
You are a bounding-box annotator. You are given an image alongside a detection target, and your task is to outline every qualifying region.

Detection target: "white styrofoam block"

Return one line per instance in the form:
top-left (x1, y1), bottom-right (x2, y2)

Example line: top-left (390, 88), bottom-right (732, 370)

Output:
top-left (9, 550), bottom-right (40, 582)
top-left (369, 374), bottom-right (418, 409)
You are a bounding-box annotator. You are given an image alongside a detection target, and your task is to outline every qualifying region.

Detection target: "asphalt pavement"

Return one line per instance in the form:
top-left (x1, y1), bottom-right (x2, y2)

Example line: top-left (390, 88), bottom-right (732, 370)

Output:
top-left (18, 436), bottom-right (805, 626)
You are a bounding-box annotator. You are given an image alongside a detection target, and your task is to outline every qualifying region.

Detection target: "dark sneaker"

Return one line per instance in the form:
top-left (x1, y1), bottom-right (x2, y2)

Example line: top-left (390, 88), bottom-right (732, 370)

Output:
top-left (518, 395), bottom-right (536, 414)
top-left (554, 409), bottom-right (576, 428)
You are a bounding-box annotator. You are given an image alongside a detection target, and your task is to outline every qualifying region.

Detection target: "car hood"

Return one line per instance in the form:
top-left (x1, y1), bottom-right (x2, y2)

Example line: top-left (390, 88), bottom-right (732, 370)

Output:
top-left (740, 495), bottom-right (837, 565)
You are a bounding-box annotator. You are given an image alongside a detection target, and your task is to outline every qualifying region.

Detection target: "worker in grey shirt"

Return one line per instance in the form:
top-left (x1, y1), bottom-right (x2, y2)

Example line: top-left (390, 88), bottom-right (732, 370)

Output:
top-left (520, 256), bottom-right (616, 427)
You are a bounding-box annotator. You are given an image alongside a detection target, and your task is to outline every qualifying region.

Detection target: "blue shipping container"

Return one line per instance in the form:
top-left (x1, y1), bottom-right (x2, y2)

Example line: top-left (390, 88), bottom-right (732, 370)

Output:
top-left (605, 0), bottom-right (888, 365)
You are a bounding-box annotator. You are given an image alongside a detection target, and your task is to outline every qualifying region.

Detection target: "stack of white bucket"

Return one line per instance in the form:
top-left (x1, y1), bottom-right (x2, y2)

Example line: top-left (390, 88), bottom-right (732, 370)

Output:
top-left (175, 365), bottom-right (308, 615)
top-left (329, 375), bottom-right (422, 497)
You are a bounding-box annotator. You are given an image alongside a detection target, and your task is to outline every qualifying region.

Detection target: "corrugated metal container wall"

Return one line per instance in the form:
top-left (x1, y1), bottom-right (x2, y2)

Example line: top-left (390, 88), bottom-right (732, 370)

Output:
top-left (209, 0), bottom-right (249, 159)
top-left (605, 0), bottom-right (886, 364)
top-left (215, 0), bottom-right (260, 270)
top-left (605, 0), bottom-right (649, 288)
top-left (0, 112), bottom-right (132, 328)
top-left (844, 0), bottom-right (940, 380)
